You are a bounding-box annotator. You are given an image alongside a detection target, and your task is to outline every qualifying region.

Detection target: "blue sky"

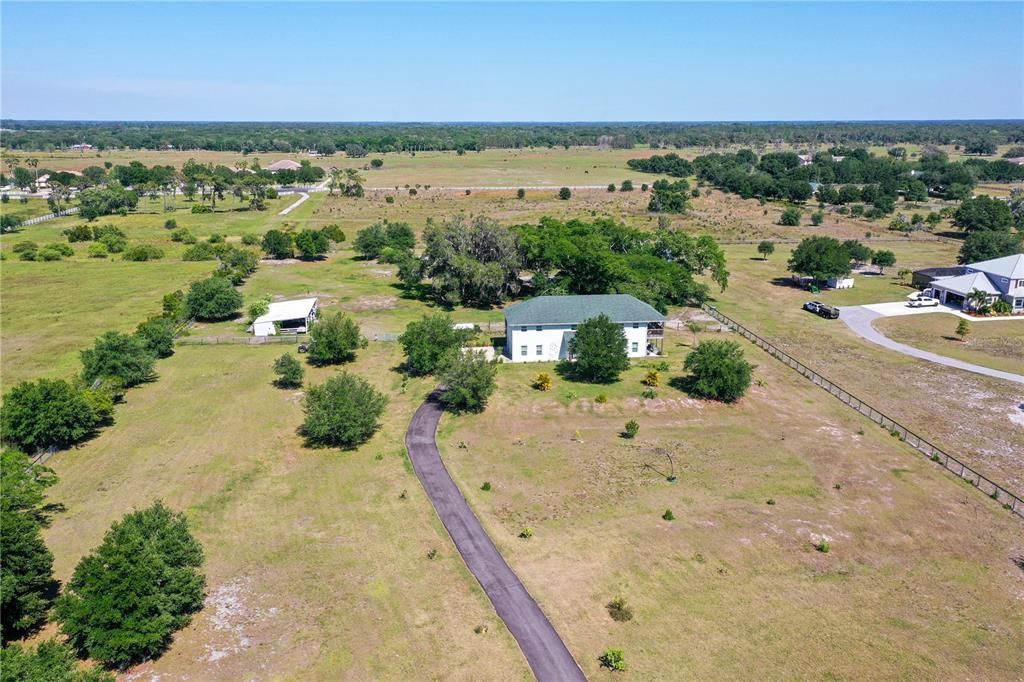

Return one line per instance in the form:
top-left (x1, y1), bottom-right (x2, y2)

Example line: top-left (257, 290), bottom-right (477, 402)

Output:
top-left (2, 2), bottom-right (1021, 121)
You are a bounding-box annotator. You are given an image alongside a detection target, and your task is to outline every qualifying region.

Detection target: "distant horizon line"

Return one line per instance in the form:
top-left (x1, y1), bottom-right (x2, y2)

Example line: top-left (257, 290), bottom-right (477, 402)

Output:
top-left (3, 118), bottom-right (1022, 126)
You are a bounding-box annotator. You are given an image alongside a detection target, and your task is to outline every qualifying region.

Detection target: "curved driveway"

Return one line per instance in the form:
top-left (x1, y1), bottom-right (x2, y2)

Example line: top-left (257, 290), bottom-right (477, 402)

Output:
top-left (839, 306), bottom-right (1024, 385)
top-left (405, 393), bottom-right (586, 682)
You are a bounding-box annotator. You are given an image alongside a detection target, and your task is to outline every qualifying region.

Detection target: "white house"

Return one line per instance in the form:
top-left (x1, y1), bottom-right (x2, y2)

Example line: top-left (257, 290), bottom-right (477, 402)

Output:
top-left (502, 294), bottom-right (666, 363)
top-left (266, 159), bottom-right (303, 172)
top-left (923, 254), bottom-right (1024, 313)
top-left (250, 298), bottom-right (319, 336)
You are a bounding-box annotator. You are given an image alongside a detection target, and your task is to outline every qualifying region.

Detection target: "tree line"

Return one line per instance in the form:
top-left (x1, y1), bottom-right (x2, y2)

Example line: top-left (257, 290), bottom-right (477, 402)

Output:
top-left (2, 120), bottom-right (1021, 153)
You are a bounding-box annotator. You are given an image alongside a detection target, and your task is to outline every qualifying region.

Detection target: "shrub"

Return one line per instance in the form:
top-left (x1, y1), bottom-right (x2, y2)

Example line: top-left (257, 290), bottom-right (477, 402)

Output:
top-left (620, 180), bottom-right (633, 192)
top-left (170, 228), bottom-right (196, 243)
top-left (662, 509), bottom-right (675, 521)
top-left (641, 388), bottom-right (657, 399)
top-left (0, 640), bottom-right (114, 682)
top-left (481, 481), bottom-right (492, 491)
top-left (606, 597), bottom-right (634, 622)
top-left (34, 244), bottom-right (73, 261)
top-left (517, 188), bottom-right (526, 199)
top-left (399, 314), bottom-right (472, 375)
top-left (64, 224), bottom-right (94, 242)
top-left (56, 502), bottom-right (205, 668)
top-left (302, 372), bottom-right (388, 447)
top-left (439, 351), bottom-right (497, 413)
top-left (190, 203), bottom-right (213, 214)
top-left (811, 210), bottom-right (825, 226)
top-left (992, 300), bottom-right (1012, 315)
top-left (87, 242), bottom-right (108, 258)
top-left (164, 218), bottom-right (177, 230)
top-left (641, 183), bottom-right (649, 192)
top-left (623, 420), bottom-right (639, 439)
top-left (570, 314), bottom-right (629, 383)
top-left (80, 331), bottom-right (156, 387)
top-left (95, 231), bottom-right (126, 254)
top-left (518, 528), bottom-right (533, 539)
top-left (599, 648), bottom-right (626, 671)
top-left (185, 277), bottom-right (243, 321)
top-left (122, 244), bottom-right (164, 261)
top-left (308, 311), bottom-right (367, 365)
top-left (607, 183), bottom-right (616, 192)
top-left (181, 242), bottom-right (217, 261)
top-left (815, 539), bottom-right (831, 553)
top-left (321, 224), bottom-right (346, 242)
top-left (206, 232), bottom-right (224, 244)
top-left (559, 187), bottom-right (571, 200)
top-left (642, 369), bottom-right (659, 387)
top-left (532, 372), bottom-right (553, 391)
top-left (241, 233), bottom-right (261, 246)
top-left (273, 353), bottom-right (304, 388)
top-left (594, 393), bottom-right (608, 404)
top-left (0, 379), bottom-right (108, 451)
top-left (385, 195), bottom-right (395, 203)
top-left (779, 206), bottom-right (802, 226)
top-left (683, 340), bottom-right (753, 403)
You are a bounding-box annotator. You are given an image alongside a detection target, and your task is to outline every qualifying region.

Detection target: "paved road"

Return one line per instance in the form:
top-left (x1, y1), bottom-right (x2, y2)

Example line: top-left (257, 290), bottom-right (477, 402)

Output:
top-left (405, 393), bottom-right (586, 682)
top-left (840, 306), bottom-right (1024, 385)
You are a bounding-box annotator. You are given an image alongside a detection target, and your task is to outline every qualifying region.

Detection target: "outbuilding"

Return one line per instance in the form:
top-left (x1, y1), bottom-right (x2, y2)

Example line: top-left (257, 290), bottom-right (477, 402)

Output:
top-left (250, 298), bottom-right (319, 336)
top-left (502, 294), bottom-right (666, 363)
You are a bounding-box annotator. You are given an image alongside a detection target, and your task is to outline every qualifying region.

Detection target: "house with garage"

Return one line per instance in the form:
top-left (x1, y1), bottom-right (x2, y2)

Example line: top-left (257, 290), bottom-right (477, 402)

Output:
top-left (503, 294), bottom-right (666, 363)
top-left (266, 159), bottom-right (303, 172)
top-left (250, 297), bottom-right (319, 336)
top-left (921, 254), bottom-right (1024, 313)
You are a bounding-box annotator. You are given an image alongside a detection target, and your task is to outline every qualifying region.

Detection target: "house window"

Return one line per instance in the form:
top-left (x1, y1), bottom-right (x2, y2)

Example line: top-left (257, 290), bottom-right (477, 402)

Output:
top-left (536, 345), bottom-right (543, 356)
top-left (520, 326), bottom-right (527, 332)
top-left (631, 342), bottom-right (639, 353)
top-left (633, 322), bottom-right (639, 328)
top-left (536, 325), bottom-right (543, 331)
top-left (570, 324), bottom-right (577, 331)
top-left (520, 345), bottom-right (527, 356)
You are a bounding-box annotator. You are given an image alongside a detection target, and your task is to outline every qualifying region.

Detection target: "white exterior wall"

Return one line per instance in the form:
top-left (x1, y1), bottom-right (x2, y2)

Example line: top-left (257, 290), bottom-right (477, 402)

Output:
top-left (506, 322), bottom-right (651, 363)
top-left (253, 321), bottom-right (277, 337)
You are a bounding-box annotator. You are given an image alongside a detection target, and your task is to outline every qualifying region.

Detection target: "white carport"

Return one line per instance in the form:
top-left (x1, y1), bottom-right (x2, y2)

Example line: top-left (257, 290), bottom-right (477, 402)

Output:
top-left (250, 298), bottom-right (318, 336)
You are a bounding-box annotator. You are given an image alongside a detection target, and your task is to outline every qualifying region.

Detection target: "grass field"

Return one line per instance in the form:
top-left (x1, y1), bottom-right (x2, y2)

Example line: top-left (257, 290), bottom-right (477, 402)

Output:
top-left (0, 196), bottom-right (53, 221)
top-left (707, 242), bottom-right (1024, 491)
top-left (439, 330), bottom-right (1024, 679)
top-left (874, 314), bottom-right (1024, 375)
top-left (4, 147), bottom-right (1024, 680)
top-left (40, 343), bottom-right (530, 681)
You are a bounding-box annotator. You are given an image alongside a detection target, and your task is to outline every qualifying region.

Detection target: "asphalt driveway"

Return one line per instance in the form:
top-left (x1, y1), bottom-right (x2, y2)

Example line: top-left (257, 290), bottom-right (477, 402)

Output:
top-left (405, 393), bottom-right (587, 682)
top-left (839, 306), bottom-right (1024, 385)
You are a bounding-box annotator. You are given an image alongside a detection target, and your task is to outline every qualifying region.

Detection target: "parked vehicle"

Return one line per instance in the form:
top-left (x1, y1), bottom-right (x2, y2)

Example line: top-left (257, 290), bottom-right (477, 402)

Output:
top-left (908, 296), bottom-right (940, 308)
top-left (803, 301), bottom-right (840, 319)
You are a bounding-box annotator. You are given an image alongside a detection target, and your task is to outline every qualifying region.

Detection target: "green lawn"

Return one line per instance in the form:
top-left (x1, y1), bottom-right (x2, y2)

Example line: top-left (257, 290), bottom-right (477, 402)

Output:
top-left (874, 314), bottom-right (1024, 374)
top-left (1, 197), bottom-right (53, 221)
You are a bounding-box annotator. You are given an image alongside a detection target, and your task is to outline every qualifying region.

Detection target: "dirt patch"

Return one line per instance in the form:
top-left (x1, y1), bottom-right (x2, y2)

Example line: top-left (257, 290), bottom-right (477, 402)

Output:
top-left (342, 295), bottom-right (398, 312)
top-left (259, 258), bottom-right (302, 266)
top-left (202, 578), bottom-right (277, 664)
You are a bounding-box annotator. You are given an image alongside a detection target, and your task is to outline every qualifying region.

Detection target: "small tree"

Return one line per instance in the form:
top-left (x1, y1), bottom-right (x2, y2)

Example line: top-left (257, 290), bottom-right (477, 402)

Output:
top-left (0, 640), bottom-right (114, 682)
top-left (272, 353), bottom-right (304, 388)
top-left (642, 369), bottom-right (659, 387)
top-left (811, 210), bottom-right (825, 226)
top-left (80, 331), bottom-right (156, 387)
top-left (308, 311), bottom-right (367, 365)
top-left (135, 316), bottom-right (176, 358)
top-left (302, 373), bottom-right (387, 447)
top-left (294, 229), bottom-right (329, 260)
top-left (683, 340), bottom-right (753, 403)
top-left (248, 294), bottom-right (271, 322)
top-left (956, 319), bottom-right (971, 341)
top-left (1, 380), bottom-right (109, 451)
top-left (599, 648), bottom-right (626, 671)
top-left (757, 240), bottom-right (775, 261)
top-left (620, 180), bottom-right (634, 192)
top-left (570, 314), bottom-right (629, 383)
top-left (779, 207), bottom-right (802, 226)
top-left (871, 250), bottom-right (896, 274)
top-left (262, 229), bottom-right (293, 259)
top-left (897, 268), bottom-right (912, 283)
top-left (622, 420), bottom-right (639, 439)
top-left (186, 277), bottom-right (243, 321)
top-left (440, 351), bottom-right (497, 413)
top-left (607, 183), bottom-right (616, 192)
top-left (517, 188), bottom-right (526, 199)
top-left (559, 187), bottom-right (572, 200)
top-left (685, 320), bottom-right (703, 346)
top-left (398, 314), bottom-right (471, 376)
top-left (56, 502), bottom-right (205, 668)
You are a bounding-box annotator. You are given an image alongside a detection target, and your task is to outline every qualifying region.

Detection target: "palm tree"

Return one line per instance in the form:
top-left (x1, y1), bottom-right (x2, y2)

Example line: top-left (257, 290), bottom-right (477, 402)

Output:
top-left (26, 158), bottom-right (39, 185)
top-left (685, 320), bottom-right (703, 346)
top-left (328, 167), bottom-right (342, 196)
top-left (966, 288), bottom-right (990, 312)
top-left (344, 168), bottom-right (365, 197)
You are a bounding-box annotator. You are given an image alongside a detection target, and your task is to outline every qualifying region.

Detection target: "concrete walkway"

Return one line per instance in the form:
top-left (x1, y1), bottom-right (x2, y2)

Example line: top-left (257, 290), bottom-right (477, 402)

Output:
top-left (405, 393), bottom-right (586, 682)
top-left (277, 191), bottom-right (309, 215)
top-left (839, 306), bottom-right (1024, 385)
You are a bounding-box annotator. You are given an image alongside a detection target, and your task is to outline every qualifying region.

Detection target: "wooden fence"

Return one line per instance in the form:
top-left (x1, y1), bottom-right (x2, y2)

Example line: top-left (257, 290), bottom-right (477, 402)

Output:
top-left (701, 304), bottom-right (1023, 520)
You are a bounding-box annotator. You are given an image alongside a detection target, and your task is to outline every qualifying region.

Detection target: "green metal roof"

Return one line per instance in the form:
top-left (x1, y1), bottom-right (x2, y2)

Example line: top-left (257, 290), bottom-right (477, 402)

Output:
top-left (503, 294), bottom-right (666, 326)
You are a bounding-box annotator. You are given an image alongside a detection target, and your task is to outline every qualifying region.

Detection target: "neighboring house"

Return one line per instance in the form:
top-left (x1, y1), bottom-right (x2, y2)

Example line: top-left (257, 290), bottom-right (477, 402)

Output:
top-left (266, 159), bottom-right (303, 172)
top-left (250, 298), bottom-right (319, 336)
top-left (797, 154), bottom-right (814, 166)
top-left (69, 143), bottom-right (93, 152)
top-left (1004, 156), bottom-right (1024, 165)
top-left (502, 294), bottom-right (666, 363)
top-left (921, 254), bottom-right (1024, 312)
